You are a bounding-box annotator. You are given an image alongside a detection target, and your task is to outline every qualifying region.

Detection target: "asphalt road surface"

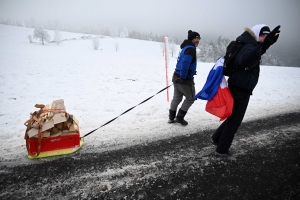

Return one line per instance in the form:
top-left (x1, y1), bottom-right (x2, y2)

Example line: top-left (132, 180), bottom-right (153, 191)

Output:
top-left (1, 112), bottom-right (299, 200)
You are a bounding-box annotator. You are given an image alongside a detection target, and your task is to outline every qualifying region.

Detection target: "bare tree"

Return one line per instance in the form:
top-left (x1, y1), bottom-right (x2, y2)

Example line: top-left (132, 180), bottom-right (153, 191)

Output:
top-left (115, 42), bottom-right (119, 51)
top-left (53, 30), bottom-right (62, 45)
top-left (28, 35), bottom-right (33, 43)
top-left (160, 43), bottom-right (165, 56)
top-left (92, 38), bottom-right (99, 50)
top-left (33, 27), bottom-right (50, 45)
top-left (169, 41), bottom-right (177, 57)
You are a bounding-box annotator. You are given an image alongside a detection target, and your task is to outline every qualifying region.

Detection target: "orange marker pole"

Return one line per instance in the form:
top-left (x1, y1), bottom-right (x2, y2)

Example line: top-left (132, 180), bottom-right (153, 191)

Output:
top-left (164, 37), bottom-right (169, 102)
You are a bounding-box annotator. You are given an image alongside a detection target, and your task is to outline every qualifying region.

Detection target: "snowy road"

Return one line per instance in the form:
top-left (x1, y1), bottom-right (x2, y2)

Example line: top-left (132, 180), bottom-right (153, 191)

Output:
top-left (0, 112), bottom-right (299, 199)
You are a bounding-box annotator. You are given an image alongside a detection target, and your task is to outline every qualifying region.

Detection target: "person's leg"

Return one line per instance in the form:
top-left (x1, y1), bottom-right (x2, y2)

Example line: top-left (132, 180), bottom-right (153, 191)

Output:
top-left (179, 84), bottom-right (195, 111)
top-left (170, 83), bottom-right (183, 111)
top-left (212, 119), bottom-right (228, 143)
top-left (168, 110), bottom-right (176, 123)
top-left (175, 84), bottom-right (195, 125)
top-left (169, 84), bottom-right (183, 123)
top-left (216, 90), bottom-right (250, 153)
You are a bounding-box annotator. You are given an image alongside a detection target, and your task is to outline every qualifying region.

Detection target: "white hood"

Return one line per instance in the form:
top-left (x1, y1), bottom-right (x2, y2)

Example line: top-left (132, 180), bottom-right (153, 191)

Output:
top-left (251, 24), bottom-right (269, 41)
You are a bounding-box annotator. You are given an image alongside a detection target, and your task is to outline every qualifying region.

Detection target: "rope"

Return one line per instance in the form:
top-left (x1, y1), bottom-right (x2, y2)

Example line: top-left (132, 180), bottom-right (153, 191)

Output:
top-left (81, 84), bottom-right (173, 138)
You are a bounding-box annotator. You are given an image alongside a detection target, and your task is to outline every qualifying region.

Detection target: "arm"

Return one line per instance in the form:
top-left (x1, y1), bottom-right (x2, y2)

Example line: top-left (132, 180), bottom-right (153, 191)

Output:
top-left (236, 44), bottom-right (261, 68)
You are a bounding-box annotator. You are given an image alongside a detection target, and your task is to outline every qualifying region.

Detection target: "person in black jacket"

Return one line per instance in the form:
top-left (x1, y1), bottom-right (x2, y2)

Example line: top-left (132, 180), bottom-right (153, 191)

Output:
top-left (168, 30), bottom-right (201, 126)
top-left (211, 24), bottom-right (281, 157)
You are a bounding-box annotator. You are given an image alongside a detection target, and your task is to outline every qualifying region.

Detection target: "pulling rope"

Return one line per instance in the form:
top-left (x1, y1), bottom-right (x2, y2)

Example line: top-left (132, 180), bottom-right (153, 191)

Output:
top-left (81, 84), bottom-right (173, 138)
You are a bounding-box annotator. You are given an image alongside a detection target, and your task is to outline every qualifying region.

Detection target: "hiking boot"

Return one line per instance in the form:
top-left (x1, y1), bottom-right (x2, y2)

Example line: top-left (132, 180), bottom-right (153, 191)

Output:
top-left (210, 139), bottom-right (218, 145)
top-left (168, 110), bottom-right (176, 124)
top-left (175, 117), bottom-right (188, 125)
top-left (168, 119), bottom-right (175, 123)
top-left (175, 109), bottom-right (188, 126)
top-left (215, 150), bottom-right (233, 157)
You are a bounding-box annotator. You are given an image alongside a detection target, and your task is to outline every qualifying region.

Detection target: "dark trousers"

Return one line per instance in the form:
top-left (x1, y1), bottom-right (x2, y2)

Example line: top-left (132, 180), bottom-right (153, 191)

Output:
top-left (170, 83), bottom-right (195, 112)
top-left (212, 88), bottom-right (250, 153)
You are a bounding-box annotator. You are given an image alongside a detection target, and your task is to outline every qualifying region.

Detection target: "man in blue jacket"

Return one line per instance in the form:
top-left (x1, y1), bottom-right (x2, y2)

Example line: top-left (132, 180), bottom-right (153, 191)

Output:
top-left (211, 24), bottom-right (281, 157)
top-left (168, 30), bottom-right (201, 125)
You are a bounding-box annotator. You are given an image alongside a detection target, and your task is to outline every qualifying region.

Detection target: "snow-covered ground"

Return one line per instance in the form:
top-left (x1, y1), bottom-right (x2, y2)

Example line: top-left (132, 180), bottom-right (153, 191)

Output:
top-left (0, 24), bottom-right (299, 165)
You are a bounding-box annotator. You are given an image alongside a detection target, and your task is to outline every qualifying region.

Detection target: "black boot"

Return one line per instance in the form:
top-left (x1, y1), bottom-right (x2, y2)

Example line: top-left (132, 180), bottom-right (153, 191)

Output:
top-left (168, 109), bottom-right (176, 123)
top-left (175, 109), bottom-right (188, 125)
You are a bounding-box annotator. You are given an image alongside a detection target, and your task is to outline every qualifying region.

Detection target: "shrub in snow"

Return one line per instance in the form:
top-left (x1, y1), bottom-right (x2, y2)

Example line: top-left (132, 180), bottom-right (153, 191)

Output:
top-left (92, 38), bottom-right (99, 50)
top-left (53, 30), bottom-right (62, 45)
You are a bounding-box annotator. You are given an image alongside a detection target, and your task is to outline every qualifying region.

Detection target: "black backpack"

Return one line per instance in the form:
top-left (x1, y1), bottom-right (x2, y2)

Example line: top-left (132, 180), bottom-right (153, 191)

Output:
top-left (223, 41), bottom-right (244, 76)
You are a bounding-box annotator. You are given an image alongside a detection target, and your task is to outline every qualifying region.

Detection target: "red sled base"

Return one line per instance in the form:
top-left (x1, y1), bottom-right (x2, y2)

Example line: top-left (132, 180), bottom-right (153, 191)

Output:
top-left (27, 132), bottom-right (84, 159)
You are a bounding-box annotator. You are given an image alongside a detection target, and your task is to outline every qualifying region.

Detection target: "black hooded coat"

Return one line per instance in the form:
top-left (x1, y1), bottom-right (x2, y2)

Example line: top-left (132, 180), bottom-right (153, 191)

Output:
top-left (228, 28), bottom-right (265, 94)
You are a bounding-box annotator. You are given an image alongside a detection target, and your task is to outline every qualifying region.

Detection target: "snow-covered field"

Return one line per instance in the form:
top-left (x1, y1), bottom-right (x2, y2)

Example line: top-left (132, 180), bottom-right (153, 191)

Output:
top-left (0, 24), bottom-right (299, 165)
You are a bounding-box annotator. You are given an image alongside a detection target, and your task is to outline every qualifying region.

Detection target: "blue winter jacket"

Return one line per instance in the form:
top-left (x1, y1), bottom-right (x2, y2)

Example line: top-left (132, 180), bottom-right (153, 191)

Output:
top-left (174, 40), bottom-right (197, 80)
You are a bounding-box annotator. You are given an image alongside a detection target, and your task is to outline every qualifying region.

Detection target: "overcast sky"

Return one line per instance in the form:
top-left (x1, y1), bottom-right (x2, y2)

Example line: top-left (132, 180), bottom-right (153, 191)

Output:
top-left (1, 0), bottom-right (299, 53)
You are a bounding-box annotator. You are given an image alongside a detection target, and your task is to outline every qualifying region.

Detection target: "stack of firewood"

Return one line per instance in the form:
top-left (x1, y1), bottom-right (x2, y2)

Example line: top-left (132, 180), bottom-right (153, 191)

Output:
top-left (24, 99), bottom-right (79, 139)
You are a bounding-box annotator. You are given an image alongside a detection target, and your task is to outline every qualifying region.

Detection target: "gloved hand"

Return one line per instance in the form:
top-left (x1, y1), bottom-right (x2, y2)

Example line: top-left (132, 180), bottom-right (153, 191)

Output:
top-left (262, 25), bottom-right (281, 50)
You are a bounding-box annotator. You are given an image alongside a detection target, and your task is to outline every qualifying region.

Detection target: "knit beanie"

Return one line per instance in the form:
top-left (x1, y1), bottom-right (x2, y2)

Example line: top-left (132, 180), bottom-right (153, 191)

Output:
top-left (188, 30), bottom-right (200, 40)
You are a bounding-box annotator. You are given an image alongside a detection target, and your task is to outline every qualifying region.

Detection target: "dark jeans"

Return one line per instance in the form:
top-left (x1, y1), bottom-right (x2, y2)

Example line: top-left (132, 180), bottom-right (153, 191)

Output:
top-left (212, 88), bottom-right (250, 153)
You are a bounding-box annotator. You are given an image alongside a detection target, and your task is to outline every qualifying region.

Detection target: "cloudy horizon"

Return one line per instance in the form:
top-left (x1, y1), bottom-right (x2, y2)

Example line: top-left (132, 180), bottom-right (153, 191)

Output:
top-left (1, 0), bottom-right (299, 66)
